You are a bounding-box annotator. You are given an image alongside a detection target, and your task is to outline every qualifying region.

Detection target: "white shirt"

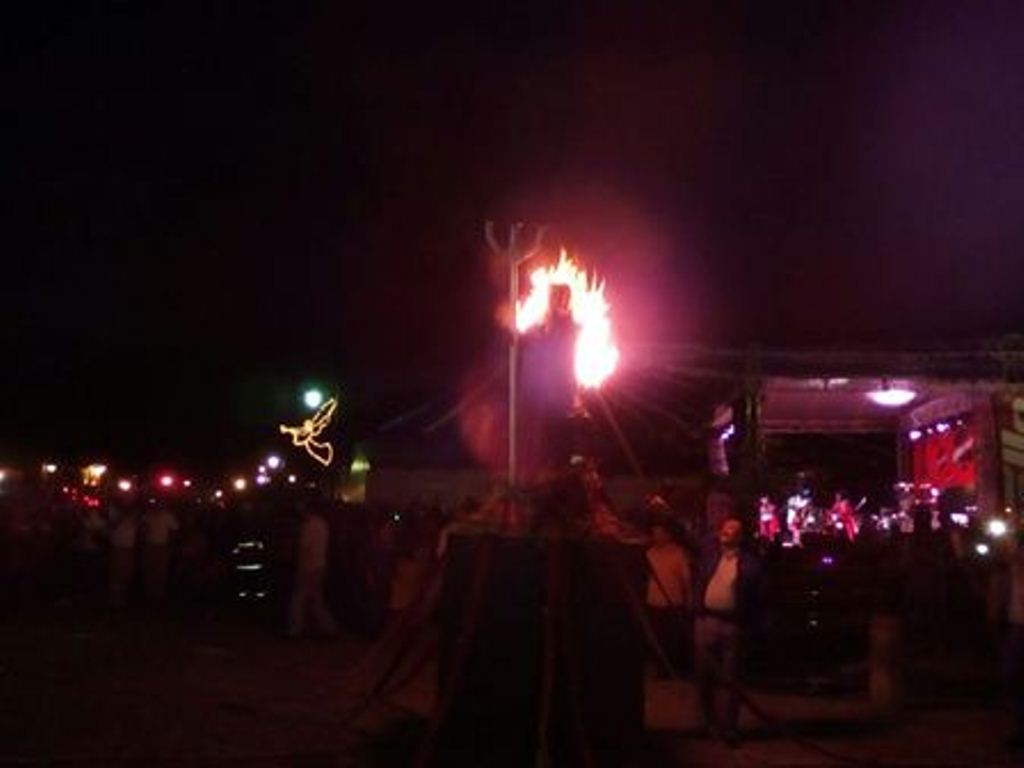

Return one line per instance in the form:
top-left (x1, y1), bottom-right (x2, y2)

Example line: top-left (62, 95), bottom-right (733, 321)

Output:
top-left (646, 543), bottom-right (691, 608)
top-left (144, 509), bottom-right (179, 546)
top-left (297, 514), bottom-right (329, 573)
top-left (703, 550), bottom-right (739, 613)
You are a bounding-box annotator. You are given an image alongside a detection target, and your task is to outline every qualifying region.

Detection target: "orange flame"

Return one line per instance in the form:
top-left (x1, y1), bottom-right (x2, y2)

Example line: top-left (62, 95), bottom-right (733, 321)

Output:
top-left (515, 249), bottom-right (619, 389)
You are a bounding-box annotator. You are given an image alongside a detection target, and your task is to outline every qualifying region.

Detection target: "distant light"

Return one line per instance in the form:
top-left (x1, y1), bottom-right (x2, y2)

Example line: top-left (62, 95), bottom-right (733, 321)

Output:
top-left (936, 422), bottom-right (950, 433)
top-left (232, 477), bottom-right (247, 492)
top-left (303, 388), bottom-right (324, 410)
top-left (287, 474), bottom-right (297, 484)
top-left (183, 479), bottom-right (192, 488)
top-left (821, 555), bottom-right (835, 567)
top-left (350, 455), bottom-right (371, 474)
top-left (159, 474), bottom-right (175, 488)
top-left (266, 455), bottom-right (282, 471)
top-left (867, 387), bottom-right (916, 407)
top-left (257, 465), bottom-right (267, 475)
top-left (42, 463), bottom-right (58, 475)
top-left (236, 563), bottom-right (264, 571)
top-left (117, 479), bottom-right (133, 492)
top-left (987, 519), bottom-right (1009, 538)
top-left (82, 464), bottom-right (108, 487)
top-left (976, 543), bottom-right (991, 556)
top-left (950, 513), bottom-right (969, 527)
top-left (720, 424), bottom-right (736, 442)
top-left (255, 474), bottom-right (271, 486)
top-left (908, 429), bottom-right (923, 442)
top-left (214, 490), bottom-right (224, 500)
top-left (0, 470), bottom-right (6, 483)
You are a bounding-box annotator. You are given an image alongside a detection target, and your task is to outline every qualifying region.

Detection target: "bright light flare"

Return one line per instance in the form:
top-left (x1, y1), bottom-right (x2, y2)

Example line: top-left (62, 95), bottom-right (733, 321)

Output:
top-left (987, 519), bottom-right (1009, 538)
top-left (976, 542), bottom-right (990, 556)
top-left (266, 455), bottom-right (282, 470)
top-left (42, 463), bottom-right (58, 475)
top-left (867, 387), bottom-right (916, 407)
top-left (303, 389), bottom-right (324, 410)
top-left (233, 477), bottom-right (247, 492)
top-left (515, 249), bottom-right (619, 389)
top-left (158, 474), bottom-right (175, 489)
top-left (117, 479), bottom-right (133, 492)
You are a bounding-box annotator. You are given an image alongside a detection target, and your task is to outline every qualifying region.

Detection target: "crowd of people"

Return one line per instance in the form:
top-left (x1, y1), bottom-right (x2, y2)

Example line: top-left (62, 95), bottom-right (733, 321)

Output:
top-left (2, 470), bottom-right (1024, 746)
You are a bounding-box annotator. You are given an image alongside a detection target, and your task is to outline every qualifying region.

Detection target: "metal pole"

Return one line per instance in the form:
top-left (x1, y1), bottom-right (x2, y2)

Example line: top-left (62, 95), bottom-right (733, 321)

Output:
top-left (487, 221), bottom-right (546, 493)
top-left (509, 242), bottom-right (519, 489)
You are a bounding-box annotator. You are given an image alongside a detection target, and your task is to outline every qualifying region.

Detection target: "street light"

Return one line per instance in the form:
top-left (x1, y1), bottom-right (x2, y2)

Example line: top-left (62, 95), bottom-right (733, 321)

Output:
top-left (303, 388), bottom-right (324, 410)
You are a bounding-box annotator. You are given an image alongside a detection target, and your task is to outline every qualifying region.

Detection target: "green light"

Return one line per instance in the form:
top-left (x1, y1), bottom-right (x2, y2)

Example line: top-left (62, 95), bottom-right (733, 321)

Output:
top-left (303, 388), bottom-right (324, 410)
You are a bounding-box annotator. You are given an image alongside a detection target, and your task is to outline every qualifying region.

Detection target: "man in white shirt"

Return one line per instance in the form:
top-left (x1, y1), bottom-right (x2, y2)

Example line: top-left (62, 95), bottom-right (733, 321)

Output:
top-left (693, 517), bottom-right (763, 746)
top-left (646, 522), bottom-right (692, 675)
top-left (143, 504), bottom-right (179, 603)
top-left (288, 503), bottom-right (337, 638)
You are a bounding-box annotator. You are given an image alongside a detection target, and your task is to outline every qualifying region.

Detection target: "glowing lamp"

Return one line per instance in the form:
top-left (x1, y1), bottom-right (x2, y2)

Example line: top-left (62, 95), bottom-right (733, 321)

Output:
top-left (232, 477), bottom-right (247, 492)
top-left (866, 387), bottom-right (916, 407)
top-left (987, 519), bottom-right (1009, 538)
top-left (303, 389), bottom-right (324, 410)
top-left (82, 464), bottom-right (108, 487)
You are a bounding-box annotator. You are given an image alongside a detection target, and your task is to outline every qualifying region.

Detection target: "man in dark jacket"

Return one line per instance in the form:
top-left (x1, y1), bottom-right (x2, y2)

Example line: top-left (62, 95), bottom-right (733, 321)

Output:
top-left (693, 516), bottom-right (763, 745)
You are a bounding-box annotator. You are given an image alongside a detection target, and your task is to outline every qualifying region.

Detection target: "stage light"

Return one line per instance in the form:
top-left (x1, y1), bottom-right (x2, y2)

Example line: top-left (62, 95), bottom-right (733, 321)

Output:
top-left (867, 387), bottom-right (916, 407)
top-left (303, 388), bottom-right (324, 410)
top-left (233, 477), bottom-right (247, 492)
top-left (987, 519), bottom-right (1009, 538)
top-left (266, 454), bottom-right (282, 471)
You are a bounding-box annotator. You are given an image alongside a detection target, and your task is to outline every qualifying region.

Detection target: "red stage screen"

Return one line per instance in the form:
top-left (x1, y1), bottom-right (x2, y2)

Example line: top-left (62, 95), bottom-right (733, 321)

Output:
top-left (911, 420), bottom-right (977, 491)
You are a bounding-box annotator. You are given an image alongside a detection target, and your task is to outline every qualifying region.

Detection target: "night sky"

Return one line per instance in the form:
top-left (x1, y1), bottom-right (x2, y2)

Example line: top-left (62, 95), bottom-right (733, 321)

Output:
top-left (5, 2), bottom-right (1024, 467)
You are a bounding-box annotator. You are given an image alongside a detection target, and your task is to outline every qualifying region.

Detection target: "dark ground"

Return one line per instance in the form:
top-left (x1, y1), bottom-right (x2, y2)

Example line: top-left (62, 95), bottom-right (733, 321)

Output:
top-left (0, 601), bottom-right (1019, 767)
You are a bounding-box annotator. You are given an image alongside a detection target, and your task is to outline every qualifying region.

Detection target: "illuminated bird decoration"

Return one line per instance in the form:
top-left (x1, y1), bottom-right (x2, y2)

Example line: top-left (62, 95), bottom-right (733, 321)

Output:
top-left (279, 397), bottom-right (337, 466)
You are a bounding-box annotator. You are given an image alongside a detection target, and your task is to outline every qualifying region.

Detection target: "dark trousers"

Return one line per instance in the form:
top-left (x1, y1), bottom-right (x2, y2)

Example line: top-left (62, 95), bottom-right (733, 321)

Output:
top-left (648, 606), bottom-right (691, 676)
top-left (1006, 623), bottom-right (1024, 735)
top-left (695, 614), bottom-right (742, 734)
